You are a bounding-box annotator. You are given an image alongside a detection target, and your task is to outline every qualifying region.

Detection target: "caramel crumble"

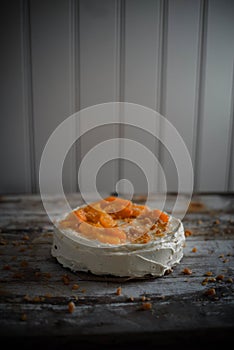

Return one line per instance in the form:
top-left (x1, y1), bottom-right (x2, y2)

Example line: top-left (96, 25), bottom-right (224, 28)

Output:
top-left (20, 260), bottom-right (28, 267)
top-left (185, 229), bottom-right (193, 237)
top-left (68, 301), bottom-right (76, 313)
top-left (43, 272), bottom-right (52, 279)
top-left (72, 284), bottom-right (79, 290)
top-left (204, 288), bottom-right (216, 296)
top-left (204, 271), bottom-right (213, 276)
top-left (141, 302), bottom-right (152, 310)
top-left (116, 286), bottom-right (122, 295)
top-left (183, 268), bottom-right (192, 275)
top-left (44, 293), bottom-right (53, 298)
top-left (62, 274), bottom-right (71, 285)
top-left (201, 278), bottom-right (208, 286)
top-left (216, 274), bottom-right (224, 281)
top-left (226, 277), bottom-right (233, 283)
top-left (20, 313), bottom-right (27, 321)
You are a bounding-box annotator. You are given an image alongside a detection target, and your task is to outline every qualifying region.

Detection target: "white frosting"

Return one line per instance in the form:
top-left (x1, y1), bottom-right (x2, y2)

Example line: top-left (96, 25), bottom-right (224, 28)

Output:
top-left (51, 212), bottom-right (185, 278)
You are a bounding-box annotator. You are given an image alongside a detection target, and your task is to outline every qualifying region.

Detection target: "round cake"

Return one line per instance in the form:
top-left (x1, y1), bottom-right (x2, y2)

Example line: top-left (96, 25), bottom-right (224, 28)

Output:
top-left (51, 196), bottom-right (185, 278)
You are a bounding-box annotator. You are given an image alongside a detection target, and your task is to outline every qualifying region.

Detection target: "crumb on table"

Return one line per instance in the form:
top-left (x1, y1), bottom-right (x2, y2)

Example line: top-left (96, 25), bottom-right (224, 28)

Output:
top-left (185, 229), bottom-right (193, 237)
top-left (204, 288), bottom-right (216, 296)
top-left (20, 313), bottom-right (27, 321)
top-left (116, 286), bottom-right (122, 295)
top-left (140, 302), bottom-right (152, 310)
top-left (68, 301), bottom-right (76, 313)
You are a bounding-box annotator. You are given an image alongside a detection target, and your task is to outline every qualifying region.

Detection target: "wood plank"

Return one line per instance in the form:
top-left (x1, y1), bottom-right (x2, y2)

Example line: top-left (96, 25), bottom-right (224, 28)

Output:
top-left (197, 0), bottom-right (234, 191)
top-left (0, 301), bottom-right (233, 341)
top-left (0, 194), bottom-right (233, 347)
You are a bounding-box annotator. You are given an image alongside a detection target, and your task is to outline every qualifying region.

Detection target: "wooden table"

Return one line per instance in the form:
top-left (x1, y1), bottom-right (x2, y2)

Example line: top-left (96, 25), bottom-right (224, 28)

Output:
top-left (0, 193), bottom-right (234, 349)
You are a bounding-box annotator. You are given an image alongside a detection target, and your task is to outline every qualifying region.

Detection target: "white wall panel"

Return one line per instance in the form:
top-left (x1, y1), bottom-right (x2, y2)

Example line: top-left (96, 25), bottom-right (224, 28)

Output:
top-left (162, 0), bottom-right (201, 192)
top-left (1, 0), bottom-right (234, 195)
top-left (229, 66), bottom-right (234, 191)
top-left (30, 0), bottom-right (76, 193)
top-left (79, 0), bottom-right (119, 195)
top-left (229, 123), bottom-right (234, 191)
top-left (121, 0), bottom-right (162, 195)
top-left (0, 0), bottom-right (32, 194)
top-left (197, 0), bottom-right (234, 192)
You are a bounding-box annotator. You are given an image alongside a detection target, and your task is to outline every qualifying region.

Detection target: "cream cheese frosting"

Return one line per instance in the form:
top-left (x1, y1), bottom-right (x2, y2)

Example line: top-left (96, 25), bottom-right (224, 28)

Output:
top-left (51, 212), bottom-right (185, 278)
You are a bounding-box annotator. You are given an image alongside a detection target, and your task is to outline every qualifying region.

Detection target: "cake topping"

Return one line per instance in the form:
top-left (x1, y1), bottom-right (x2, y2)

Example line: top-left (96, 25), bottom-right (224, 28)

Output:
top-left (58, 196), bottom-right (170, 245)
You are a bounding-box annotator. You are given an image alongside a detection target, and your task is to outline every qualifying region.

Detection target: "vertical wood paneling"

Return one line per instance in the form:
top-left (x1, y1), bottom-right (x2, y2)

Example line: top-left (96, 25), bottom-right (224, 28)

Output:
top-left (1, 0), bottom-right (234, 195)
top-left (0, 0), bottom-right (32, 194)
top-left (161, 0), bottom-right (201, 192)
top-left (79, 0), bottom-right (119, 194)
top-left (197, 0), bottom-right (234, 192)
top-left (228, 64), bottom-right (234, 191)
top-left (30, 0), bottom-right (76, 193)
top-left (121, 0), bottom-right (162, 195)
top-left (229, 136), bottom-right (234, 191)
top-left (229, 121), bottom-right (234, 192)
top-left (124, 0), bottom-right (162, 110)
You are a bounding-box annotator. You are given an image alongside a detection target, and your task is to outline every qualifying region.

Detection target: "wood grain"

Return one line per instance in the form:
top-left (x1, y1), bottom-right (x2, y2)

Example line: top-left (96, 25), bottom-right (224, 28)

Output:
top-left (0, 193), bottom-right (233, 348)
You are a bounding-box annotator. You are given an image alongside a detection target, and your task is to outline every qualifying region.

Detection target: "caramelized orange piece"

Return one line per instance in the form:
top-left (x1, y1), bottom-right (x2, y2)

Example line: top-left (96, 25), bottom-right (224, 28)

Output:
top-left (60, 197), bottom-right (169, 245)
top-left (78, 222), bottom-right (96, 239)
top-left (151, 209), bottom-right (169, 223)
top-left (131, 204), bottom-right (149, 218)
top-left (84, 205), bottom-right (100, 223)
top-left (104, 198), bottom-right (132, 218)
top-left (104, 227), bottom-right (126, 241)
top-left (132, 232), bottom-right (151, 244)
top-left (96, 233), bottom-right (121, 245)
top-left (74, 208), bottom-right (87, 222)
top-left (78, 222), bottom-right (126, 243)
top-left (104, 196), bottom-right (118, 202)
top-left (112, 204), bottom-right (133, 219)
top-left (59, 212), bottom-right (81, 230)
top-left (100, 213), bottom-right (117, 228)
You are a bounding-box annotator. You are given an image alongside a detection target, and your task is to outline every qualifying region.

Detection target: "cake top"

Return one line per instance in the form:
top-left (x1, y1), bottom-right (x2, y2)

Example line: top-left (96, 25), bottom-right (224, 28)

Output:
top-left (58, 196), bottom-right (170, 245)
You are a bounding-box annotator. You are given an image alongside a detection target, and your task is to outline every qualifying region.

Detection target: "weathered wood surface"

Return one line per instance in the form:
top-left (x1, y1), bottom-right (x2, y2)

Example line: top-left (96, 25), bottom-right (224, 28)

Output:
top-left (0, 193), bottom-right (233, 349)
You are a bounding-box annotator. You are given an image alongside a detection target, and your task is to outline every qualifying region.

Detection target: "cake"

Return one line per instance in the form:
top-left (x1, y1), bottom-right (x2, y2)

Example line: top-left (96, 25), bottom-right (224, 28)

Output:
top-left (51, 196), bottom-right (185, 279)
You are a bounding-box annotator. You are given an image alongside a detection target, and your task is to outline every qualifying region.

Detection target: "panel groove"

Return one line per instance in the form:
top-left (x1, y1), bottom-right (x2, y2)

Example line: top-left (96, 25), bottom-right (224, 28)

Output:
top-left (197, 0), bottom-right (234, 191)
top-left (79, 0), bottom-right (121, 194)
top-left (21, 0), bottom-right (36, 193)
top-left (119, 0), bottom-right (126, 104)
top-left (121, 0), bottom-right (163, 195)
top-left (161, 0), bottom-right (202, 192)
top-left (193, 0), bottom-right (208, 191)
top-left (76, 0), bottom-right (82, 192)
top-left (158, 0), bottom-right (168, 116)
top-left (114, 0), bottom-right (120, 104)
top-left (76, 0), bottom-right (81, 193)
top-left (227, 60), bottom-right (234, 191)
top-left (157, 0), bottom-right (168, 191)
top-left (118, 0), bottom-right (126, 184)
top-left (70, 0), bottom-right (80, 192)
